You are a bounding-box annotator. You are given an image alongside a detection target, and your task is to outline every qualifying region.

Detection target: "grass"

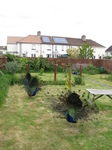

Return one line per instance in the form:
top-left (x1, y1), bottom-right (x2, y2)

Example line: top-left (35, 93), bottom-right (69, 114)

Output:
top-left (0, 73), bottom-right (112, 149)
top-left (0, 73), bottom-right (12, 106)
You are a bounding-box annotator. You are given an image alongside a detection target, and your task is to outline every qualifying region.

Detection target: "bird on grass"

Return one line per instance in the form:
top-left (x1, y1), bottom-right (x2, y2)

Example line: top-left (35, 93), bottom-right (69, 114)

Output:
top-left (66, 112), bottom-right (76, 123)
top-left (25, 73), bottom-right (39, 97)
top-left (66, 110), bottom-right (77, 123)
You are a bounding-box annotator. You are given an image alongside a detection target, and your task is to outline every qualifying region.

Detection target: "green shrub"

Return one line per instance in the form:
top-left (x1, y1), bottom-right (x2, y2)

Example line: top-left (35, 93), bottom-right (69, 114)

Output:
top-left (5, 53), bottom-right (20, 62)
top-left (5, 61), bottom-right (23, 74)
top-left (74, 75), bottom-right (85, 85)
top-left (10, 74), bottom-right (22, 85)
top-left (39, 68), bottom-right (44, 76)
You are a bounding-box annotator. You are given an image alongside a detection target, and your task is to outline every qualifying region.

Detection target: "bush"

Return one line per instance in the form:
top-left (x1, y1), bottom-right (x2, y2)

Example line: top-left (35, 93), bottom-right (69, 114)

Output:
top-left (10, 74), bottom-right (22, 85)
top-left (74, 75), bottom-right (85, 85)
top-left (5, 61), bottom-right (23, 74)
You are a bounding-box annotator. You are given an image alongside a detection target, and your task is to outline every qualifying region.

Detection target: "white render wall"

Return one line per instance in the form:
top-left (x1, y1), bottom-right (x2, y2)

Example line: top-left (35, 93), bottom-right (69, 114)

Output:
top-left (93, 47), bottom-right (106, 59)
top-left (41, 44), bottom-right (69, 58)
top-left (7, 42), bottom-right (106, 59)
top-left (17, 43), bottom-right (40, 57)
top-left (7, 44), bottom-right (18, 54)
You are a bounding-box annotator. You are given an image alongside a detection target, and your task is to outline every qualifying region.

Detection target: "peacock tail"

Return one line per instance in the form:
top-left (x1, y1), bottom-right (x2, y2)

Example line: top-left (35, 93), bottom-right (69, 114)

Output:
top-left (24, 73), bottom-right (39, 96)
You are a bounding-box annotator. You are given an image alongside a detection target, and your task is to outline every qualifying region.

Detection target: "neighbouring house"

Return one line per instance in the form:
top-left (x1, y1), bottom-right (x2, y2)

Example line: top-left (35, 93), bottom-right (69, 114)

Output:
top-left (0, 46), bottom-right (6, 55)
top-left (7, 31), bottom-right (105, 59)
top-left (105, 46), bottom-right (112, 57)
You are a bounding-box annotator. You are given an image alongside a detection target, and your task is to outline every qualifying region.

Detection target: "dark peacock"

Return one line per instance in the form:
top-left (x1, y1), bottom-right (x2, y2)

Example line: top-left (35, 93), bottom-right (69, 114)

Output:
top-left (52, 90), bottom-right (99, 124)
top-left (24, 73), bottom-right (39, 96)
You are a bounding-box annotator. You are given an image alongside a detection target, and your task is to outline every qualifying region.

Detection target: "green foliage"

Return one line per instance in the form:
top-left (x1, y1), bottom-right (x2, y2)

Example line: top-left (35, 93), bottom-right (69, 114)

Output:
top-left (74, 75), bottom-right (85, 85)
top-left (10, 74), bottom-right (22, 85)
top-left (37, 57), bottom-right (40, 71)
top-left (78, 63), bottom-right (108, 75)
top-left (103, 56), bottom-right (112, 59)
top-left (5, 61), bottom-right (23, 74)
top-left (67, 47), bottom-right (79, 58)
top-left (39, 68), bottom-right (44, 76)
top-left (5, 53), bottom-right (20, 62)
top-left (79, 42), bottom-right (94, 59)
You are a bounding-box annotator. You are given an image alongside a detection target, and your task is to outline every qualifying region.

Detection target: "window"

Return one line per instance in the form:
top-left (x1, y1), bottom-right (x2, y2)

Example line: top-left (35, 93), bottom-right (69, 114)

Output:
top-left (47, 45), bottom-right (51, 51)
top-left (0, 51), bottom-right (3, 54)
top-left (23, 54), bottom-right (26, 57)
top-left (32, 44), bottom-right (36, 50)
top-left (62, 46), bottom-right (64, 51)
top-left (46, 54), bottom-right (51, 58)
top-left (55, 45), bottom-right (57, 51)
top-left (31, 54), bottom-right (36, 57)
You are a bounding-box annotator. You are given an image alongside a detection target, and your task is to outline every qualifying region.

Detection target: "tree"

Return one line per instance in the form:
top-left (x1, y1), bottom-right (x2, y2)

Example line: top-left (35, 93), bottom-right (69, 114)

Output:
top-left (67, 47), bottom-right (79, 58)
top-left (79, 42), bottom-right (94, 59)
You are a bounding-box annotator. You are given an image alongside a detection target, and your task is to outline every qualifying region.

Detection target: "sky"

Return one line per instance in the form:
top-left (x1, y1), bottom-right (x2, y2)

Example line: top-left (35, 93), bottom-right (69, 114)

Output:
top-left (0, 0), bottom-right (112, 48)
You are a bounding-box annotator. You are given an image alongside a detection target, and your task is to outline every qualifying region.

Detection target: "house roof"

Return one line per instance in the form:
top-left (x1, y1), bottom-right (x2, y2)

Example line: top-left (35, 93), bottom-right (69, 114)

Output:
top-left (105, 46), bottom-right (112, 52)
top-left (18, 35), bottom-right (41, 44)
top-left (7, 36), bottom-right (24, 44)
top-left (66, 38), bottom-right (105, 47)
top-left (7, 34), bottom-right (105, 48)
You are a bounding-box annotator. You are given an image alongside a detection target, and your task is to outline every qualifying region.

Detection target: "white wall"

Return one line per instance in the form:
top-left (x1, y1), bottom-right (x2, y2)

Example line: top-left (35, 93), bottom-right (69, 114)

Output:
top-left (7, 44), bottom-right (18, 54)
top-left (105, 51), bottom-right (112, 56)
top-left (93, 47), bottom-right (106, 59)
top-left (17, 43), bottom-right (40, 57)
top-left (41, 44), bottom-right (52, 58)
top-left (52, 45), bottom-right (69, 58)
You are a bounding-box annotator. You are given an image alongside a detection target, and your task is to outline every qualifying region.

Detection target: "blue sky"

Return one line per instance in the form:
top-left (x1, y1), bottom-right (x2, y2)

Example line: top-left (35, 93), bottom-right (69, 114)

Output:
top-left (0, 0), bottom-right (112, 48)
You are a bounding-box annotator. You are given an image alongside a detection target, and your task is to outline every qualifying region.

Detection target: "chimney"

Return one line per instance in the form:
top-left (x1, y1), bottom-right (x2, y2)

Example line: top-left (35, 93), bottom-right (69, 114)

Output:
top-left (81, 35), bottom-right (86, 41)
top-left (37, 31), bottom-right (41, 37)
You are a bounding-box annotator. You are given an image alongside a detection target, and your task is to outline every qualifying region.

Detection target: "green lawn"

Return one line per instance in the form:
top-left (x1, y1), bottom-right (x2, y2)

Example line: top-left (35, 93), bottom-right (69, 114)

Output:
top-left (0, 73), bottom-right (112, 149)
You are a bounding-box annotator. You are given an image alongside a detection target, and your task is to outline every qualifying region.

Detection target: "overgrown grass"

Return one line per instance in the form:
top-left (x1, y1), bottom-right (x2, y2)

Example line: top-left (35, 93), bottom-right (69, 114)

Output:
top-left (0, 73), bottom-right (112, 149)
top-left (0, 73), bottom-right (12, 106)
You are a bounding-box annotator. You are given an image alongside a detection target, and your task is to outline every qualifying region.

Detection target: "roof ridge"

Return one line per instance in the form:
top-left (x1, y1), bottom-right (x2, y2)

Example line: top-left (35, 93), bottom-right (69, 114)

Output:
top-left (17, 35), bottom-right (31, 42)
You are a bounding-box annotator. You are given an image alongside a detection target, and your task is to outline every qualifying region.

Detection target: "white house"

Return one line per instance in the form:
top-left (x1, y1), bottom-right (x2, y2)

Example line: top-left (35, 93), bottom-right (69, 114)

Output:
top-left (7, 31), bottom-right (105, 59)
top-left (105, 46), bottom-right (112, 57)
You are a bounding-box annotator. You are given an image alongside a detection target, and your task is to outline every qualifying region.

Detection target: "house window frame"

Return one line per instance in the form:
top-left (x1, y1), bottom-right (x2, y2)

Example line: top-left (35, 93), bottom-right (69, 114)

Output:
top-left (62, 45), bottom-right (64, 51)
top-left (32, 44), bottom-right (36, 50)
top-left (55, 45), bottom-right (57, 51)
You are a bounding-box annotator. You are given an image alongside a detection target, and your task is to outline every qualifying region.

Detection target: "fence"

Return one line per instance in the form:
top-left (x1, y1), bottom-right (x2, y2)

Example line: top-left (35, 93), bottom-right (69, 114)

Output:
top-left (0, 56), bottom-right (7, 70)
top-left (47, 58), bottom-right (112, 73)
top-left (0, 56), bottom-right (112, 73)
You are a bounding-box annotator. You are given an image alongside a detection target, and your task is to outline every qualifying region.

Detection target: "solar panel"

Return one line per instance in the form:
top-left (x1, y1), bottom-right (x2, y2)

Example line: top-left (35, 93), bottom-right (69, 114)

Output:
top-left (42, 37), bottom-right (50, 43)
top-left (53, 37), bottom-right (68, 44)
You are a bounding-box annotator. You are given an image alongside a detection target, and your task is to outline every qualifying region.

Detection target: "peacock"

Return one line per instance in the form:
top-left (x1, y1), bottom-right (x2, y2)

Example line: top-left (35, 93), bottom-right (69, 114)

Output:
top-left (66, 111), bottom-right (77, 123)
top-left (24, 73), bottom-right (39, 96)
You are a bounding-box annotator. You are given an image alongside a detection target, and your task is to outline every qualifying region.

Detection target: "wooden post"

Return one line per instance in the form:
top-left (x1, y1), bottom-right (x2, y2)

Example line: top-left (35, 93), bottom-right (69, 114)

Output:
top-left (26, 64), bottom-right (28, 74)
top-left (80, 65), bottom-right (82, 76)
top-left (4, 56), bottom-right (7, 64)
top-left (54, 64), bottom-right (57, 82)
